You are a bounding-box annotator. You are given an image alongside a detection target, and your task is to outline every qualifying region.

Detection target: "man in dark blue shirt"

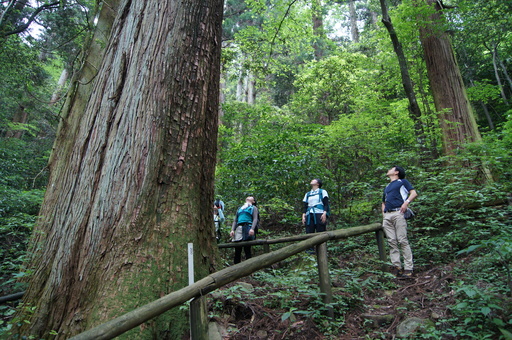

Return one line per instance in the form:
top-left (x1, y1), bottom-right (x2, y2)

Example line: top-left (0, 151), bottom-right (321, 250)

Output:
top-left (382, 166), bottom-right (418, 277)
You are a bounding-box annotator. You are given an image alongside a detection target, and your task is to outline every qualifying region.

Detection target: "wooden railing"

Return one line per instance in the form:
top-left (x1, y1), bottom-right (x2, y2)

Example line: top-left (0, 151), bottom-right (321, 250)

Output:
top-left (70, 223), bottom-right (385, 340)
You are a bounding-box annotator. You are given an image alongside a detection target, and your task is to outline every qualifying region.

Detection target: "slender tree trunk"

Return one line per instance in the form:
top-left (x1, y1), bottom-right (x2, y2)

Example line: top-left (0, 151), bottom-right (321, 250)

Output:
top-left (219, 72), bottom-right (226, 123)
top-left (418, 0), bottom-right (483, 155)
top-left (311, 0), bottom-right (326, 59)
top-left (497, 52), bottom-right (512, 95)
top-left (379, 0), bottom-right (427, 149)
top-left (247, 73), bottom-right (255, 104)
top-left (236, 74), bottom-right (244, 101)
top-left (490, 45), bottom-right (509, 105)
top-left (369, 9), bottom-right (379, 26)
top-left (348, 0), bottom-right (359, 42)
top-left (13, 0), bottom-right (223, 338)
top-left (50, 68), bottom-right (69, 105)
top-left (4, 105), bottom-right (28, 138)
top-left (480, 102), bottom-right (494, 130)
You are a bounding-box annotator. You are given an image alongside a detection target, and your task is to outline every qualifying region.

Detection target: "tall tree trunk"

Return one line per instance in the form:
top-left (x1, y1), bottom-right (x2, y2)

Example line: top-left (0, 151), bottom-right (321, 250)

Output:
top-left (490, 44), bottom-right (509, 105)
top-left (13, 0), bottom-right (223, 338)
top-left (50, 68), bottom-right (69, 105)
top-left (311, 0), bottom-right (326, 59)
top-left (480, 102), bottom-right (494, 130)
top-left (236, 74), bottom-right (244, 101)
top-left (418, 0), bottom-right (483, 155)
top-left (247, 73), bottom-right (255, 104)
top-left (219, 72), bottom-right (226, 123)
top-left (348, 0), bottom-right (359, 42)
top-left (379, 0), bottom-right (427, 151)
top-left (497, 51), bottom-right (512, 96)
top-left (4, 105), bottom-right (28, 138)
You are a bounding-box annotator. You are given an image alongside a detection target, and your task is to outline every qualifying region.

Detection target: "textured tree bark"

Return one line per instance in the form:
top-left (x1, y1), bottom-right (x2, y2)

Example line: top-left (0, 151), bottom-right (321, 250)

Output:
top-left (418, 0), bottom-right (482, 155)
top-left (12, 0), bottom-right (223, 338)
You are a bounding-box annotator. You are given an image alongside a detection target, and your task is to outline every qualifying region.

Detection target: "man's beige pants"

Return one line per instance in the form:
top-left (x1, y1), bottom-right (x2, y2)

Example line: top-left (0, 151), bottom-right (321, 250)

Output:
top-left (382, 211), bottom-right (413, 270)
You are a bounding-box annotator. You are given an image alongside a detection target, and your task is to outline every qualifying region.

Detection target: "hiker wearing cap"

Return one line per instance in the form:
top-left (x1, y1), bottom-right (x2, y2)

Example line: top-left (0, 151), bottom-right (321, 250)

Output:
top-left (302, 179), bottom-right (330, 234)
top-left (382, 166), bottom-right (418, 278)
top-left (230, 196), bottom-right (259, 264)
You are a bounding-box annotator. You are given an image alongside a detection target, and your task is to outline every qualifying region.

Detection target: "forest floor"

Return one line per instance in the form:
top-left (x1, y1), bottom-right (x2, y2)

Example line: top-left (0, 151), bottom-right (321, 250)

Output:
top-left (207, 232), bottom-right (492, 340)
top-left (208, 267), bottom-right (458, 339)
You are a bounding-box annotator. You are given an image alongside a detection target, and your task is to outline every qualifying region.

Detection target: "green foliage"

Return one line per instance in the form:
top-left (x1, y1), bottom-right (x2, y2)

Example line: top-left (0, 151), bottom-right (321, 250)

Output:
top-left (467, 81), bottom-right (502, 104)
top-left (424, 283), bottom-right (511, 339)
top-left (289, 52), bottom-right (380, 122)
top-left (217, 102), bottom-right (325, 223)
top-left (0, 138), bottom-right (47, 296)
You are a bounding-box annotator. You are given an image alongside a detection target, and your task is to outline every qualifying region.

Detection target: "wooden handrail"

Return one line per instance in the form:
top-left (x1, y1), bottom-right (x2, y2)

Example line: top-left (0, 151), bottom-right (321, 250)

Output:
top-left (0, 291), bottom-right (25, 304)
top-left (217, 233), bottom-right (318, 248)
top-left (70, 223), bottom-right (382, 340)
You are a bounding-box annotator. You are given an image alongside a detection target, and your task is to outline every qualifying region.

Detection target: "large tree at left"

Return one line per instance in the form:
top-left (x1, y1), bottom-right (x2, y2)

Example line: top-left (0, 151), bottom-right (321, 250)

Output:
top-left (10, 0), bottom-right (224, 338)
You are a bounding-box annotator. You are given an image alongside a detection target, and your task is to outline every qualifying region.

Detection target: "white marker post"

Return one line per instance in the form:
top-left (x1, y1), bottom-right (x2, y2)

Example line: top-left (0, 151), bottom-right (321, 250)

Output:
top-left (188, 243), bottom-right (194, 286)
top-left (188, 242), bottom-right (207, 339)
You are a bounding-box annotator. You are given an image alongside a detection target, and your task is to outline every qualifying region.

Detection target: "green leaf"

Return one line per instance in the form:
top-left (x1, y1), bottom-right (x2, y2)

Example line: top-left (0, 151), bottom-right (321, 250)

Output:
top-left (281, 311), bottom-right (291, 321)
top-left (457, 244), bottom-right (482, 255)
top-left (492, 318), bottom-right (505, 327)
top-left (499, 328), bottom-right (512, 340)
top-left (480, 307), bottom-right (491, 316)
top-left (454, 302), bottom-right (468, 309)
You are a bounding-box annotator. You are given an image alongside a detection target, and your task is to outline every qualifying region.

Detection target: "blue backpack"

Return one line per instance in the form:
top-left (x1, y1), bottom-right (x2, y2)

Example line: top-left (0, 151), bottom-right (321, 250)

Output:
top-left (236, 205), bottom-right (260, 231)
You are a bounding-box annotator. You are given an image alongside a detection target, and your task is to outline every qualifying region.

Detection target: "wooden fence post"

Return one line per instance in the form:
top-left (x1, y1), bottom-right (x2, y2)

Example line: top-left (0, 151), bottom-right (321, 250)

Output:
top-left (316, 242), bottom-right (334, 318)
top-left (190, 297), bottom-right (208, 340)
top-left (263, 244), bottom-right (270, 253)
top-left (375, 228), bottom-right (387, 272)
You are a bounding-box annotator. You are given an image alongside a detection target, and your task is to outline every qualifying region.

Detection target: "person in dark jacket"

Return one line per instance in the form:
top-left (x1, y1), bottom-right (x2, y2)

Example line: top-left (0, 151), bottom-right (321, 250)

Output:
top-left (382, 166), bottom-right (418, 277)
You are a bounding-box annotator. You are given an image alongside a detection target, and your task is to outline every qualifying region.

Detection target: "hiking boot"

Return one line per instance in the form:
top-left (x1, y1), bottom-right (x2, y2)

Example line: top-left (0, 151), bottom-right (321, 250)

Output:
top-left (394, 267), bottom-right (403, 277)
top-left (402, 270), bottom-right (413, 278)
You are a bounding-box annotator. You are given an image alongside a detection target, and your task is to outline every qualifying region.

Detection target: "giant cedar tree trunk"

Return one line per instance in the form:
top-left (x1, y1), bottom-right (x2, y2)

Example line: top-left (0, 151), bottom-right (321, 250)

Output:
top-left (419, 0), bottom-right (482, 154)
top-left (13, 0), bottom-right (223, 338)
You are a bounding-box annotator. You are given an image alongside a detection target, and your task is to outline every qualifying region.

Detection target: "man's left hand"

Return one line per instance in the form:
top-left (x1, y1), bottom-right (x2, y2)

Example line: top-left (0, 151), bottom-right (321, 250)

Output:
top-left (400, 202), bottom-right (409, 213)
top-left (249, 229), bottom-right (255, 236)
top-left (321, 212), bottom-right (327, 224)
